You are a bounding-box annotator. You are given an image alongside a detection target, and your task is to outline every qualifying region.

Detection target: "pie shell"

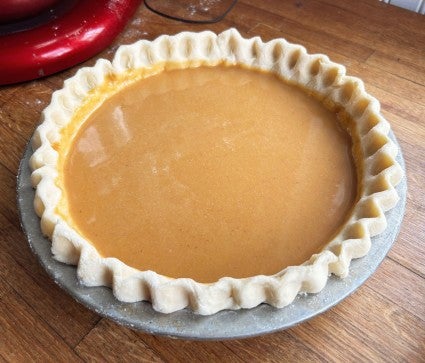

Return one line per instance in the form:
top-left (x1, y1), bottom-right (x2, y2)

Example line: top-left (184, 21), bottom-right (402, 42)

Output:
top-left (30, 29), bottom-right (403, 315)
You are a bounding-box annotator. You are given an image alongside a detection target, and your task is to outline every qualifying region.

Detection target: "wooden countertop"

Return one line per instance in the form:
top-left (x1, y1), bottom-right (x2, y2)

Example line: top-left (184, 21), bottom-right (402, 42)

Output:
top-left (1, 0), bottom-right (424, 361)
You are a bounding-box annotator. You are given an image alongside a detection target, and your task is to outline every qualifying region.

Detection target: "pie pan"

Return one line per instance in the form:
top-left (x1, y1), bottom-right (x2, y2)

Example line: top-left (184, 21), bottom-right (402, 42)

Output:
top-left (28, 29), bottom-right (406, 317)
top-left (17, 134), bottom-right (406, 340)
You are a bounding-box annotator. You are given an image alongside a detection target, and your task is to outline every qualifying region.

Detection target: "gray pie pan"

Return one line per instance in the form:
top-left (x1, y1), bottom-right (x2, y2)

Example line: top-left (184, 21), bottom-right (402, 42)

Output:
top-left (17, 131), bottom-right (406, 340)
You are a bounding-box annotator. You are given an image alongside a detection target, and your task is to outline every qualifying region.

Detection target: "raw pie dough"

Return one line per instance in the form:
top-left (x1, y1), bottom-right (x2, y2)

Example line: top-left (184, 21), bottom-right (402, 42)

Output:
top-left (30, 29), bottom-right (403, 314)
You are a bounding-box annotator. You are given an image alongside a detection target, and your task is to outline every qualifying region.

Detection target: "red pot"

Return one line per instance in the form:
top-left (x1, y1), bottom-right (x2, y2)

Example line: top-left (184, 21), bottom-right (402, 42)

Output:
top-left (0, 0), bottom-right (141, 85)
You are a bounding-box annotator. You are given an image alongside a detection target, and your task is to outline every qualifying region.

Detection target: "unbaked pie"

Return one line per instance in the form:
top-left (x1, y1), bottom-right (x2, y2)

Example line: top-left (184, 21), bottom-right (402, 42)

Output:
top-left (30, 29), bottom-right (403, 314)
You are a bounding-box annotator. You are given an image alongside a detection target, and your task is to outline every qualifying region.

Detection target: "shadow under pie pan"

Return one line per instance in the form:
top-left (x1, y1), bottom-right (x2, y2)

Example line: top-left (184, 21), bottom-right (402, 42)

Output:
top-left (18, 134), bottom-right (406, 340)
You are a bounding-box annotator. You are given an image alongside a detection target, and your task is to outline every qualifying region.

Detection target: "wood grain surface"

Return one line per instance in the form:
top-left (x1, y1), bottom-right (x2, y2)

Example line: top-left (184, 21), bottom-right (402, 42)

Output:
top-left (1, 0), bottom-right (424, 361)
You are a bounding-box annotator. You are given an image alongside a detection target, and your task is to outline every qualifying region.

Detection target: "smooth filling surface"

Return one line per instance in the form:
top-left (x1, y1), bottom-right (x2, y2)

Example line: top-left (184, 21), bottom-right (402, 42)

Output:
top-left (62, 65), bottom-right (357, 283)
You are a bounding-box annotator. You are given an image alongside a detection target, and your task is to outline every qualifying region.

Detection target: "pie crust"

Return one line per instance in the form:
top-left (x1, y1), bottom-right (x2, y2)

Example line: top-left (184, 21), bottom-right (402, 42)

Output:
top-left (30, 29), bottom-right (403, 315)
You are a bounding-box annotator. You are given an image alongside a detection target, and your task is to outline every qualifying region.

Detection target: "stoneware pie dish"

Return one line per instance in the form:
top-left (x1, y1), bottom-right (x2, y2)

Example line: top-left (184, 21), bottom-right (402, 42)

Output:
top-left (30, 29), bottom-right (403, 315)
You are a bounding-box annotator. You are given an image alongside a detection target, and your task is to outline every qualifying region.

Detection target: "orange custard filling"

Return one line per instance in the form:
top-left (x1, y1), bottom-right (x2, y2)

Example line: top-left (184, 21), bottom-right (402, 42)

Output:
top-left (59, 65), bottom-right (357, 283)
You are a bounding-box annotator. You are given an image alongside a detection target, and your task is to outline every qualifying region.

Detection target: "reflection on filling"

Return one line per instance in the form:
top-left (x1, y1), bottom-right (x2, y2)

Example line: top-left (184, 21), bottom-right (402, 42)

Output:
top-left (62, 65), bottom-right (357, 283)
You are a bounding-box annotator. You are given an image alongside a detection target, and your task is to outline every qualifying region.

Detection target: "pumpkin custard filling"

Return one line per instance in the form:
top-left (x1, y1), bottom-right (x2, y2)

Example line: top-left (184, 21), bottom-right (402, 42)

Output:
top-left (57, 65), bottom-right (358, 283)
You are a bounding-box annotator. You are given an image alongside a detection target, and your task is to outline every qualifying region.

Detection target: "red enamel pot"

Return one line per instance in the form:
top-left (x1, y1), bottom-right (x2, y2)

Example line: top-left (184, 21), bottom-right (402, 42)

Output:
top-left (0, 0), bottom-right (141, 85)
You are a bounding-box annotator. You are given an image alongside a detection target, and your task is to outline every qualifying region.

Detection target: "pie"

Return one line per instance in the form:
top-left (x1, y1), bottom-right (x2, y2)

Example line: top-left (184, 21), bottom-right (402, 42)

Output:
top-left (30, 29), bottom-right (403, 314)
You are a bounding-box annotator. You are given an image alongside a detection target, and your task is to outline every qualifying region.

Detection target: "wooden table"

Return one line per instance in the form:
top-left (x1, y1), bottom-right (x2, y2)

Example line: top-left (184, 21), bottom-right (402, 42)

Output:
top-left (1, 0), bottom-right (424, 361)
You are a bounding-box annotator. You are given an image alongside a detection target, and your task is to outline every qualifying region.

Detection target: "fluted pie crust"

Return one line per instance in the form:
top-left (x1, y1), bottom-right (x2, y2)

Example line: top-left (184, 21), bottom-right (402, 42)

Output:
top-left (30, 29), bottom-right (403, 315)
